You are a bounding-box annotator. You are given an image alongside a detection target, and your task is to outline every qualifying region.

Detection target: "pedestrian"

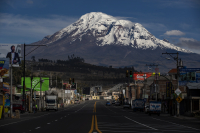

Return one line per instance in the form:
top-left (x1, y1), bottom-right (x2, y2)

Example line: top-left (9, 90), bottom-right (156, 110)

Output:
top-left (35, 104), bottom-right (38, 113)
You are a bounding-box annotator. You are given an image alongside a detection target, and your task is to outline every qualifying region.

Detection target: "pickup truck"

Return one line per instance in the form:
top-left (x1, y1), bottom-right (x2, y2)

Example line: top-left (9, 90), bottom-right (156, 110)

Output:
top-left (148, 101), bottom-right (161, 116)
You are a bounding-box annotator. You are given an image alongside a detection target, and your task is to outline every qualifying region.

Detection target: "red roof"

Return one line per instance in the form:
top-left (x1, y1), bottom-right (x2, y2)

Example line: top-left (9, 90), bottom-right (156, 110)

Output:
top-left (168, 69), bottom-right (177, 74)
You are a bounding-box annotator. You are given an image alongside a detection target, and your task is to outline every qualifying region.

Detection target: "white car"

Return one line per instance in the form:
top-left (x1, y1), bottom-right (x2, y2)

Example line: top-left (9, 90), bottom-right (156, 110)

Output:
top-left (74, 100), bottom-right (80, 104)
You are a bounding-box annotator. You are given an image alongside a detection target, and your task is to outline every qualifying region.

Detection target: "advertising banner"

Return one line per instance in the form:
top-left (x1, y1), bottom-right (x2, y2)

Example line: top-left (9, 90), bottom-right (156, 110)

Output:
top-left (166, 82), bottom-right (172, 98)
top-left (133, 72), bottom-right (153, 81)
top-left (0, 44), bottom-right (22, 66)
top-left (0, 58), bottom-right (9, 78)
top-left (3, 82), bottom-right (9, 92)
top-left (179, 68), bottom-right (200, 86)
top-left (21, 77), bottom-right (49, 91)
top-left (63, 83), bottom-right (71, 89)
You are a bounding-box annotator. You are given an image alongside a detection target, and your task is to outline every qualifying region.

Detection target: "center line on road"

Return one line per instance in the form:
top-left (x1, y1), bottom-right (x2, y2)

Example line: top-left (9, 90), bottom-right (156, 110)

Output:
top-left (124, 116), bottom-right (158, 130)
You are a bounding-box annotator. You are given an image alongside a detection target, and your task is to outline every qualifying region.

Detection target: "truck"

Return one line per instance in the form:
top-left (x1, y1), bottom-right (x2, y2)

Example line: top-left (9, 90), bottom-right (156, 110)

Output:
top-left (132, 99), bottom-right (145, 112)
top-left (148, 101), bottom-right (161, 116)
top-left (45, 90), bottom-right (58, 111)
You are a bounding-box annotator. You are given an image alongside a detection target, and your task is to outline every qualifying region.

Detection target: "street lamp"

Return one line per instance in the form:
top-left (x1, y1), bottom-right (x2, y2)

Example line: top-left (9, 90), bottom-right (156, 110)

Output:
top-left (22, 44), bottom-right (46, 113)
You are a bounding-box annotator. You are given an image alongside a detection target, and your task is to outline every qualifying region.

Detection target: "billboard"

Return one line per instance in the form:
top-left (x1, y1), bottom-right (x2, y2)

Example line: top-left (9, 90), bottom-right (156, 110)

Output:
top-left (133, 72), bottom-right (161, 81)
top-left (21, 77), bottom-right (49, 91)
top-left (179, 68), bottom-right (200, 86)
top-left (3, 82), bottom-right (9, 92)
top-left (0, 44), bottom-right (22, 65)
top-left (63, 83), bottom-right (71, 89)
top-left (0, 58), bottom-right (9, 78)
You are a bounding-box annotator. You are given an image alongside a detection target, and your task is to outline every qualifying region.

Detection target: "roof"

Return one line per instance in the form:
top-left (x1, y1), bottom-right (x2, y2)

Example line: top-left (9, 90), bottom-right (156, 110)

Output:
top-left (168, 68), bottom-right (177, 74)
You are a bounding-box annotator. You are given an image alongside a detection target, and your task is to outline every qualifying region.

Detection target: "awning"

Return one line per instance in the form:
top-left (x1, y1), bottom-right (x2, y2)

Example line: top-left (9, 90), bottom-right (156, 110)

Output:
top-left (187, 83), bottom-right (200, 89)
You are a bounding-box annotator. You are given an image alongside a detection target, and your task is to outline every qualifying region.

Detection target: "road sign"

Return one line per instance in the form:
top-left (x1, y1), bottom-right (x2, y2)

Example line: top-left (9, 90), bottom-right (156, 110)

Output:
top-left (176, 96), bottom-right (183, 103)
top-left (175, 88), bottom-right (181, 96)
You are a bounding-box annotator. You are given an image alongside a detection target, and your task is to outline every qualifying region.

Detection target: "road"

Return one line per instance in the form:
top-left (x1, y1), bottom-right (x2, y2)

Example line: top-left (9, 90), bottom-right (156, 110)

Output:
top-left (0, 100), bottom-right (200, 133)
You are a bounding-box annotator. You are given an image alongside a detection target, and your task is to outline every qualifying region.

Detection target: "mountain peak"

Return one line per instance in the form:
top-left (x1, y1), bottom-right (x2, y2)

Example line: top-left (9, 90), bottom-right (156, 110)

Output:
top-left (44, 12), bottom-right (192, 53)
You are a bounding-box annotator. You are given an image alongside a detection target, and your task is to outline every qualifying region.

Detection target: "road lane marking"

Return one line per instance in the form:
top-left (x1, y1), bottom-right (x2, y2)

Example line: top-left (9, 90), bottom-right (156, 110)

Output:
top-left (89, 115), bottom-right (94, 133)
top-left (95, 115), bottom-right (102, 133)
top-left (75, 104), bottom-right (88, 112)
top-left (124, 116), bottom-right (158, 130)
top-left (35, 127), bottom-right (40, 129)
top-left (152, 117), bottom-right (199, 131)
top-left (0, 113), bottom-right (51, 127)
top-left (47, 123), bottom-right (50, 124)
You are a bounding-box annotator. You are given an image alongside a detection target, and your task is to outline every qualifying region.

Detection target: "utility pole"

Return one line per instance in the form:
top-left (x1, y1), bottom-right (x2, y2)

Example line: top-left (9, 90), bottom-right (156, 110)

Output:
top-left (143, 74), bottom-right (147, 99)
top-left (22, 44), bottom-right (46, 113)
top-left (50, 72), bottom-right (52, 90)
top-left (56, 75), bottom-right (57, 91)
top-left (62, 80), bottom-right (64, 104)
top-left (23, 43), bottom-right (26, 113)
top-left (10, 53), bottom-right (13, 118)
top-left (30, 67), bottom-right (33, 113)
top-left (162, 52), bottom-right (181, 117)
top-left (146, 64), bottom-right (159, 101)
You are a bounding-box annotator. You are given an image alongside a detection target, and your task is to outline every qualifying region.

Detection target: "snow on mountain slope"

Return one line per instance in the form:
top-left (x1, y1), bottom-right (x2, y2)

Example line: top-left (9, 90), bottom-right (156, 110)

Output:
top-left (45, 12), bottom-right (192, 53)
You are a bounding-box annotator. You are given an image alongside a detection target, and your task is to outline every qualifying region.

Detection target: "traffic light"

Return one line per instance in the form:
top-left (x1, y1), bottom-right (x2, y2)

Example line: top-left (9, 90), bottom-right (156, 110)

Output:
top-left (72, 78), bottom-right (75, 84)
top-left (126, 70), bottom-right (129, 77)
top-left (130, 70), bottom-right (133, 78)
top-left (69, 78), bottom-right (71, 84)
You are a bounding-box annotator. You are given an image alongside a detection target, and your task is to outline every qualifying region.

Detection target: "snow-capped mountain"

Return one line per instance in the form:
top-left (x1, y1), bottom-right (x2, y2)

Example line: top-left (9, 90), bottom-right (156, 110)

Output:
top-left (43, 12), bottom-right (191, 53)
top-left (26, 12), bottom-right (199, 72)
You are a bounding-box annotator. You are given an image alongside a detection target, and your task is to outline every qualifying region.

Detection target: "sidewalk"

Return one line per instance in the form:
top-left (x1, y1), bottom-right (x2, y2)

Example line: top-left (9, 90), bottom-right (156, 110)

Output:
top-left (173, 115), bottom-right (199, 120)
top-left (0, 102), bottom-right (77, 121)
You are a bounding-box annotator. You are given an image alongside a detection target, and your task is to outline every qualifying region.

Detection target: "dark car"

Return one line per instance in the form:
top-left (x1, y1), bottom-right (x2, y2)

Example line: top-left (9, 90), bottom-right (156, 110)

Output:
top-left (112, 100), bottom-right (116, 104)
top-left (106, 101), bottom-right (111, 106)
top-left (13, 104), bottom-right (24, 113)
top-left (115, 101), bottom-right (120, 106)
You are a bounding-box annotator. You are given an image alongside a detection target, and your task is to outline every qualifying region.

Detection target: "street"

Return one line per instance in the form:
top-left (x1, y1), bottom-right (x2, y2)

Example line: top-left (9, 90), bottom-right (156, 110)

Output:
top-left (0, 100), bottom-right (200, 133)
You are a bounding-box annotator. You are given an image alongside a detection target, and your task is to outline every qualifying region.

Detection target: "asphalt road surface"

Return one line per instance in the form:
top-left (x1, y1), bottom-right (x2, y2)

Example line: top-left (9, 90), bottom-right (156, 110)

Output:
top-left (0, 100), bottom-right (200, 133)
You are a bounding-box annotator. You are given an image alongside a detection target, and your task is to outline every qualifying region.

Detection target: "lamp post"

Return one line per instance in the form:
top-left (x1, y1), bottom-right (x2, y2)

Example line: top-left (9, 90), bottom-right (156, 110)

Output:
top-left (22, 44), bottom-right (46, 113)
top-left (162, 52), bottom-right (183, 117)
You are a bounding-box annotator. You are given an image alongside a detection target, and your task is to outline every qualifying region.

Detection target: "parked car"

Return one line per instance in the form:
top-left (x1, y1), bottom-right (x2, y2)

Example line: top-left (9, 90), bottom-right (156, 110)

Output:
top-left (123, 103), bottom-right (131, 109)
top-left (85, 98), bottom-right (89, 100)
top-left (13, 104), bottom-right (24, 113)
top-left (112, 100), bottom-right (116, 104)
top-left (74, 100), bottom-right (80, 104)
top-left (115, 101), bottom-right (120, 106)
top-left (106, 101), bottom-right (111, 106)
